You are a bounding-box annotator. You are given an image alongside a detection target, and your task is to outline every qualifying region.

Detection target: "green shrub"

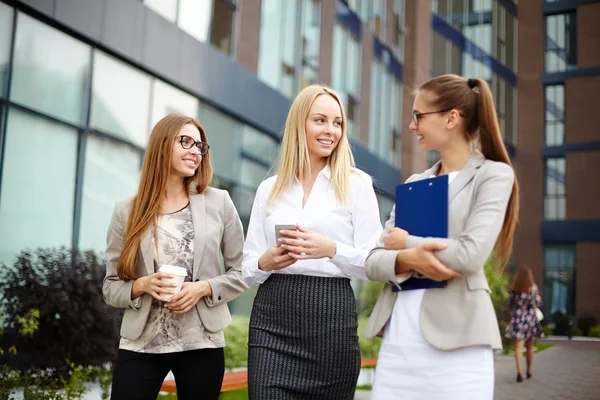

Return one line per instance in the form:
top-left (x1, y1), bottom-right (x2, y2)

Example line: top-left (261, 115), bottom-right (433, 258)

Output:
top-left (577, 316), bottom-right (597, 336)
top-left (542, 325), bottom-right (553, 337)
top-left (588, 325), bottom-right (600, 338)
top-left (357, 317), bottom-right (381, 359)
top-left (223, 316), bottom-right (249, 370)
top-left (572, 327), bottom-right (584, 337)
top-left (356, 281), bottom-right (384, 319)
top-left (483, 257), bottom-right (510, 318)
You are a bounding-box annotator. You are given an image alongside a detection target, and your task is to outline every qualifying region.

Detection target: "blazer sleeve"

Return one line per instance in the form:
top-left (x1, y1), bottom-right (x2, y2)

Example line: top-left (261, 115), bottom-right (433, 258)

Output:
top-left (404, 162), bottom-right (515, 275)
top-left (364, 175), bottom-right (418, 284)
top-left (102, 200), bottom-right (141, 310)
top-left (204, 191), bottom-right (249, 307)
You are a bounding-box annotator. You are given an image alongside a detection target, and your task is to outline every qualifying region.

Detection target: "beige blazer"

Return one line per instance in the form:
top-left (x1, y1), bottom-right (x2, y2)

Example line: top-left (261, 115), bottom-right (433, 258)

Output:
top-left (102, 188), bottom-right (248, 341)
top-left (363, 151), bottom-right (514, 350)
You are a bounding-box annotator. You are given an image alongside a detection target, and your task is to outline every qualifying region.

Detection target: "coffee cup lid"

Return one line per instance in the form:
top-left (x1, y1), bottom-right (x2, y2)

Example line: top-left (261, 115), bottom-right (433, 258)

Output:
top-left (159, 264), bottom-right (188, 276)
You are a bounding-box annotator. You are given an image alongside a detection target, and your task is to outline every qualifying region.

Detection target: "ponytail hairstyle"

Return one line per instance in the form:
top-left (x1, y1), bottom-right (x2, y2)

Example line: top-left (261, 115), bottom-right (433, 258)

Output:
top-left (118, 114), bottom-right (213, 280)
top-left (419, 74), bottom-right (519, 272)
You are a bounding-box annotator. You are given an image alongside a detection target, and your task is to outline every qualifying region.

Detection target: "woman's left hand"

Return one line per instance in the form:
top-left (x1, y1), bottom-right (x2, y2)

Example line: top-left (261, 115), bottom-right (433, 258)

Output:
top-left (278, 225), bottom-right (336, 260)
top-left (383, 227), bottom-right (408, 250)
top-left (166, 281), bottom-right (212, 314)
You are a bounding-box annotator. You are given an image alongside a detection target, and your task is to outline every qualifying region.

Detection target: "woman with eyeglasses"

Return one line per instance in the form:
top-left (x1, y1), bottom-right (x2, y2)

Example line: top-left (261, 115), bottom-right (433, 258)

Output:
top-left (103, 114), bottom-right (248, 400)
top-left (242, 84), bottom-right (383, 399)
top-left (363, 74), bottom-right (520, 399)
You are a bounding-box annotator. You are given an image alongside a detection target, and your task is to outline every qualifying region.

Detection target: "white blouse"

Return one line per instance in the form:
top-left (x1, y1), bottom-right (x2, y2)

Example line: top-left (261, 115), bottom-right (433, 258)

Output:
top-left (242, 166), bottom-right (383, 285)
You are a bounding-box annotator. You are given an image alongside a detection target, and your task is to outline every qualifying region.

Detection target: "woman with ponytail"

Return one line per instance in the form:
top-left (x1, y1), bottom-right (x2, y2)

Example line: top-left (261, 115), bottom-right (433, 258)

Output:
top-left (363, 74), bottom-right (519, 399)
top-left (103, 114), bottom-right (248, 400)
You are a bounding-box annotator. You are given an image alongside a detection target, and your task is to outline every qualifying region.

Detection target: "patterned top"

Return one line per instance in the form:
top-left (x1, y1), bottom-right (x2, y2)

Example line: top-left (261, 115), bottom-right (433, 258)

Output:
top-left (505, 285), bottom-right (544, 341)
top-left (120, 203), bottom-right (225, 353)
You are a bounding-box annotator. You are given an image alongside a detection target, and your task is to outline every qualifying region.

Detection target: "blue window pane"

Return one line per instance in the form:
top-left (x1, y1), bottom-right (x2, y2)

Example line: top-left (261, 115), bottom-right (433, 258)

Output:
top-left (0, 3), bottom-right (12, 98)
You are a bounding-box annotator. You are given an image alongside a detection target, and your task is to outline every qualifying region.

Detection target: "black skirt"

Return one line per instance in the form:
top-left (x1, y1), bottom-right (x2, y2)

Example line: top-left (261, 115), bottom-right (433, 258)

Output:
top-left (248, 274), bottom-right (361, 400)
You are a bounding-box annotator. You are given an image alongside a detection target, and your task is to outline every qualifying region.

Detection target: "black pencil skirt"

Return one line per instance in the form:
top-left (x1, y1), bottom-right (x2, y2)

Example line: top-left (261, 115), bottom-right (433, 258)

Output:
top-left (247, 274), bottom-right (361, 400)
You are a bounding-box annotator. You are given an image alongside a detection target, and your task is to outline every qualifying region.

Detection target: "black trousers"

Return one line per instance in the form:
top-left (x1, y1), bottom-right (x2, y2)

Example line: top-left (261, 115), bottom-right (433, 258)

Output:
top-left (110, 347), bottom-right (224, 400)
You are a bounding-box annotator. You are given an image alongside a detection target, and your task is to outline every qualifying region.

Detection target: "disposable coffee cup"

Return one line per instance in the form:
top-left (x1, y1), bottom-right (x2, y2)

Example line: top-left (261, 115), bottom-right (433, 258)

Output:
top-left (158, 264), bottom-right (188, 300)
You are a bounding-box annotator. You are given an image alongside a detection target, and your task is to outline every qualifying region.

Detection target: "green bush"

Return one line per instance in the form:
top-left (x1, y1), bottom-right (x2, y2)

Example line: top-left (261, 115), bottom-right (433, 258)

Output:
top-left (223, 316), bottom-right (249, 370)
top-left (588, 325), bottom-right (600, 338)
top-left (357, 317), bottom-right (381, 359)
top-left (577, 316), bottom-right (597, 336)
top-left (572, 327), bottom-right (584, 337)
top-left (356, 281), bottom-right (384, 319)
top-left (542, 325), bottom-right (553, 337)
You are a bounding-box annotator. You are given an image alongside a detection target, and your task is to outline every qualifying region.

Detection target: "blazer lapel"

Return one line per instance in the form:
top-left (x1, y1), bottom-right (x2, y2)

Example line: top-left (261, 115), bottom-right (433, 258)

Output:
top-left (448, 151), bottom-right (485, 202)
top-left (140, 227), bottom-right (154, 276)
top-left (190, 194), bottom-right (207, 279)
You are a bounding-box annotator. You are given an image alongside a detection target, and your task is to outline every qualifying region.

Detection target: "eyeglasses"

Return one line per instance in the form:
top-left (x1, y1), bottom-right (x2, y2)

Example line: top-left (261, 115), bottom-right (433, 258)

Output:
top-left (412, 109), bottom-right (463, 127)
top-left (179, 135), bottom-right (210, 155)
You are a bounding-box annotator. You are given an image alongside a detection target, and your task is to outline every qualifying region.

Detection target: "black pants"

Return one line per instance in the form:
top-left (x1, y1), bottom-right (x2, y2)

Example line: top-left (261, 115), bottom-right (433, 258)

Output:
top-left (110, 348), bottom-right (224, 400)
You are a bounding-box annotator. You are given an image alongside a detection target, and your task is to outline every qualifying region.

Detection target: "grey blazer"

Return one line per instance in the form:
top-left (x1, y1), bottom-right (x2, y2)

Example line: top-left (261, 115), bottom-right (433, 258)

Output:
top-left (102, 188), bottom-right (249, 341)
top-left (363, 151), bottom-right (514, 350)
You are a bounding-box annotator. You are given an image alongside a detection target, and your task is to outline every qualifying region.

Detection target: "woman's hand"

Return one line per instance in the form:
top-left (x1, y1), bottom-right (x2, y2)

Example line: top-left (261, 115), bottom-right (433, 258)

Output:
top-left (396, 243), bottom-right (461, 281)
top-left (166, 281), bottom-right (212, 314)
top-left (383, 227), bottom-right (408, 250)
top-left (132, 272), bottom-right (177, 302)
top-left (258, 244), bottom-right (297, 271)
top-left (278, 225), bottom-right (336, 260)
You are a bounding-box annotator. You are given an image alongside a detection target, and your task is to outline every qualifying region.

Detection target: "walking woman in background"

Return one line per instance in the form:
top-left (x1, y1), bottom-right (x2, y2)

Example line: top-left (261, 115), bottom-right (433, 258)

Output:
top-left (363, 74), bottom-right (520, 399)
top-left (505, 266), bottom-right (545, 382)
top-left (242, 84), bottom-right (382, 399)
top-left (103, 114), bottom-right (248, 400)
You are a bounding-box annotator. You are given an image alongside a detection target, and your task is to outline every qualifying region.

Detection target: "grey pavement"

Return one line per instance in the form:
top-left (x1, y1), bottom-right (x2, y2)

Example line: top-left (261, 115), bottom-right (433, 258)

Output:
top-left (355, 339), bottom-right (600, 400)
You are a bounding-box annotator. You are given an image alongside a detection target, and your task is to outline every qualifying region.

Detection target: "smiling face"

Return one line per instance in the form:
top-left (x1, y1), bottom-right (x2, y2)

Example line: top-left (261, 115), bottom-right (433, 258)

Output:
top-left (170, 123), bottom-right (202, 178)
top-left (408, 91), bottom-right (454, 152)
top-left (305, 94), bottom-right (343, 163)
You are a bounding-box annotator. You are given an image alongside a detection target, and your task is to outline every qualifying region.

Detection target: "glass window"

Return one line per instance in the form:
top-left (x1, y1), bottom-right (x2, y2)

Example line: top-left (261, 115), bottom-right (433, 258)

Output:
top-left (241, 125), bottom-right (279, 168)
top-left (0, 3), bottom-right (13, 98)
top-left (393, 0), bottom-right (405, 62)
top-left (545, 13), bottom-right (577, 73)
top-left (90, 51), bottom-right (152, 147)
top-left (369, 60), bottom-right (401, 165)
top-left (543, 245), bottom-right (576, 320)
top-left (544, 158), bottom-right (566, 220)
top-left (369, 0), bottom-right (385, 40)
top-left (239, 158), bottom-right (269, 189)
top-left (376, 193), bottom-right (394, 225)
top-left (0, 109), bottom-right (77, 265)
top-left (178, 0), bottom-right (212, 43)
top-left (199, 104), bottom-right (240, 183)
top-left (150, 79), bottom-right (200, 127)
top-left (79, 135), bottom-right (142, 253)
top-left (258, 0), bottom-right (297, 97)
top-left (210, 0), bottom-right (235, 54)
top-left (300, 0), bottom-right (321, 90)
top-left (545, 85), bottom-right (565, 146)
top-left (331, 23), bottom-right (361, 139)
top-left (144, 0), bottom-right (177, 22)
top-left (11, 13), bottom-right (91, 125)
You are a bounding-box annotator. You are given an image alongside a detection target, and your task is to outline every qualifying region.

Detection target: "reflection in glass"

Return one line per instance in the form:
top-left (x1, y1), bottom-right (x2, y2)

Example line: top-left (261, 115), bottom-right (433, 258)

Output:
top-left (90, 51), bottom-right (152, 147)
top-left (178, 0), bottom-right (212, 43)
top-left (79, 135), bottom-right (141, 254)
top-left (545, 13), bottom-right (577, 73)
top-left (150, 79), bottom-right (200, 128)
top-left (0, 3), bottom-right (13, 98)
top-left (544, 158), bottom-right (566, 220)
top-left (11, 13), bottom-right (90, 125)
top-left (200, 105), bottom-right (240, 183)
top-left (543, 245), bottom-right (576, 320)
top-left (0, 109), bottom-right (77, 265)
top-left (144, 0), bottom-right (177, 22)
top-left (300, 0), bottom-right (321, 89)
top-left (545, 85), bottom-right (565, 146)
top-left (211, 0), bottom-right (235, 54)
top-left (240, 159), bottom-right (269, 189)
top-left (241, 125), bottom-right (279, 167)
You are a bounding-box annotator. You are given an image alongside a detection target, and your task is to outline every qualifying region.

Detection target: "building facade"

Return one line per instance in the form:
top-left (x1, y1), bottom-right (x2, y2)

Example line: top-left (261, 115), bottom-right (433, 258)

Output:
top-left (517, 0), bottom-right (600, 324)
top-left (0, 0), bottom-right (598, 324)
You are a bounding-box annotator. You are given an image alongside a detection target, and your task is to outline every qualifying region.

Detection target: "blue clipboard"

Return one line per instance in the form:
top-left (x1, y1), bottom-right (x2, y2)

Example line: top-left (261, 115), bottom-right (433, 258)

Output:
top-left (395, 175), bottom-right (449, 237)
top-left (393, 175), bottom-right (449, 292)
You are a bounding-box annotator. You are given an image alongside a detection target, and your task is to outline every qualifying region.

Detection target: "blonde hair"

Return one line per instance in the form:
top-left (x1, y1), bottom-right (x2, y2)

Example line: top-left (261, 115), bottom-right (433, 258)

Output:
top-left (266, 84), bottom-right (355, 208)
top-left (118, 114), bottom-right (213, 280)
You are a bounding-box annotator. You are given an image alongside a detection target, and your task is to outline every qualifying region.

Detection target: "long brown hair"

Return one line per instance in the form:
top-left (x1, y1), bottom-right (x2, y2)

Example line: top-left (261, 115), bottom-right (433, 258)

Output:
top-left (117, 114), bottom-right (213, 280)
top-left (511, 266), bottom-right (535, 293)
top-left (266, 84), bottom-right (355, 208)
top-left (419, 74), bottom-right (519, 272)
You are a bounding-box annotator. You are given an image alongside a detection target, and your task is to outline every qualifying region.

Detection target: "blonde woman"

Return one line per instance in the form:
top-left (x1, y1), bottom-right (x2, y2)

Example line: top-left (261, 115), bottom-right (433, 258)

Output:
top-left (103, 114), bottom-right (248, 400)
top-left (242, 85), bottom-right (383, 399)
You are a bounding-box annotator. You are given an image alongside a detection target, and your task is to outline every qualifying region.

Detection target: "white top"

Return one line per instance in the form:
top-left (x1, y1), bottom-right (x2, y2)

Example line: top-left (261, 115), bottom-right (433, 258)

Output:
top-left (242, 166), bottom-right (383, 285)
top-left (372, 171), bottom-right (494, 400)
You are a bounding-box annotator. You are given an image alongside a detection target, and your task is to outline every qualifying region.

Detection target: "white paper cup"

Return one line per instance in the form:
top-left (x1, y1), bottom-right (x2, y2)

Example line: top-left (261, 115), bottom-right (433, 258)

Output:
top-left (158, 264), bottom-right (188, 300)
